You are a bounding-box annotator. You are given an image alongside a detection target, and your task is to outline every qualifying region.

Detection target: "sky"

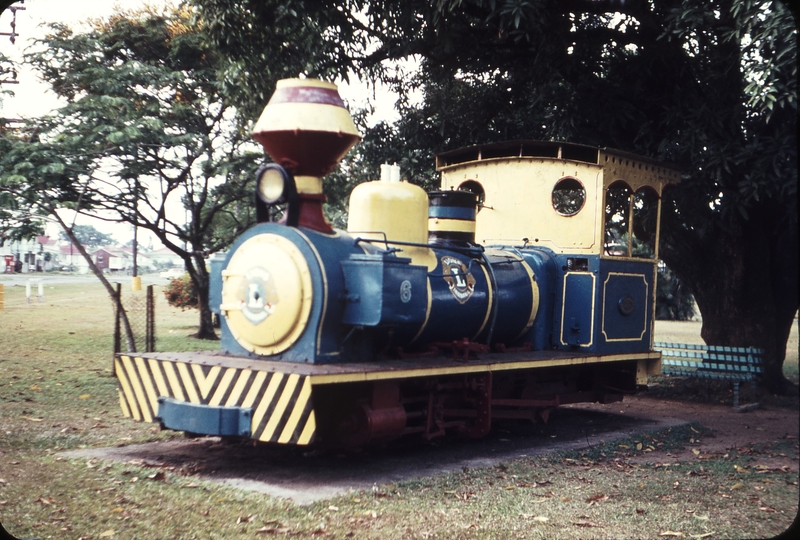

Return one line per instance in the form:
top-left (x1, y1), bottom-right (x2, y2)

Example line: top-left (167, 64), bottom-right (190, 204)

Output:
top-left (0, 0), bottom-right (403, 245)
top-left (1, 0), bottom-right (401, 120)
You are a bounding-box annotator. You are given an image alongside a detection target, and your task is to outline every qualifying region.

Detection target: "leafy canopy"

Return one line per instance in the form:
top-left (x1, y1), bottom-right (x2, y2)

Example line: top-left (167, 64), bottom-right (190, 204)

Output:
top-left (2, 4), bottom-right (265, 338)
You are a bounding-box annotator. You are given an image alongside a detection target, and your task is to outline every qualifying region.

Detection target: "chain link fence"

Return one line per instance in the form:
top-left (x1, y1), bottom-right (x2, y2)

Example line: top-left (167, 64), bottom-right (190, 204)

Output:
top-left (113, 283), bottom-right (155, 354)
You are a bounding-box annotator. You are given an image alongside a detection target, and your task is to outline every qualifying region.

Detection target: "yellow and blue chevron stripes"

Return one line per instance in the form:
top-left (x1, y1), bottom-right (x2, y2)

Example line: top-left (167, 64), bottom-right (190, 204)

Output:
top-left (114, 355), bottom-right (316, 445)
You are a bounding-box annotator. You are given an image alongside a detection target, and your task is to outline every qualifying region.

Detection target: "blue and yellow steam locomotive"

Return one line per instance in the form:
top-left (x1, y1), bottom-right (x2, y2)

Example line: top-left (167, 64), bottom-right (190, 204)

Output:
top-left (115, 79), bottom-right (679, 446)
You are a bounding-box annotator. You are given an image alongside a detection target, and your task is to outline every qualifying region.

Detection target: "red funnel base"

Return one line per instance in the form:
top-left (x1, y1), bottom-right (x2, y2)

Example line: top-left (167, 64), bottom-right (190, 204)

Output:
top-left (290, 193), bottom-right (334, 234)
top-left (252, 129), bottom-right (361, 178)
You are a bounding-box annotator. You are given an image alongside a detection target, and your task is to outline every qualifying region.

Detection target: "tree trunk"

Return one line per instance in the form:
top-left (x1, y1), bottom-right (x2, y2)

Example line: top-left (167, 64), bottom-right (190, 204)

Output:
top-left (54, 213), bottom-right (137, 352)
top-left (661, 204), bottom-right (798, 394)
top-left (186, 252), bottom-right (218, 340)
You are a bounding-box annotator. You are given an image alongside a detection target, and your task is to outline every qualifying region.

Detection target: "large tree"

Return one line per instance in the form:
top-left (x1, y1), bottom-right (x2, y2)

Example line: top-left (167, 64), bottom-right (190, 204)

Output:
top-left (192, 0), bottom-right (797, 391)
top-left (6, 5), bottom-right (263, 339)
top-left (57, 224), bottom-right (115, 249)
top-left (1, 52), bottom-right (43, 245)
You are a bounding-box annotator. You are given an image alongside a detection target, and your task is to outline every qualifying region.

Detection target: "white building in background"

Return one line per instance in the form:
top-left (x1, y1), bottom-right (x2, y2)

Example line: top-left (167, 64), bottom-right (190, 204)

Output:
top-left (58, 244), bottom-right (91, 273)
top-left (92, 246), bottom-right (156, 274)
top-left (148, 247), bottom-right (183, 268)
top-left (0, 235), bottom-right (62, 272)
top-left (0, 236), bottom-right (159, 274)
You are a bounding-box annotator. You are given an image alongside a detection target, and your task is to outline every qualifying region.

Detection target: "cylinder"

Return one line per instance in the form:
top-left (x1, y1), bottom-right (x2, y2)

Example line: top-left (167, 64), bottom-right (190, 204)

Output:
top-left (428, 190), bottom-right (478, 246)
top-left (132, 276), bottom-right (142, 291)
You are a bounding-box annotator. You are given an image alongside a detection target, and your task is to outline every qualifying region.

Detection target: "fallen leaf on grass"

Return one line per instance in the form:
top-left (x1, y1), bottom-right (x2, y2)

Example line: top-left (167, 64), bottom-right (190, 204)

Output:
top-left (514, 481), bottom-right (538, 488)
top-left (585, 493), bottom-right (609, 504)
top-left (35, 497), bottom-right (54, 505)
top-left (79, 394), bottom-right (91, 400)
top-left (692, 449), bottom-right (700, 455)
top-left (146, 472), bottom-right (166, 481)
top-left (99, 530), bottom-right (115, 538)
top-left (256, 527), bottom-right (291, 534)
top-left (730, 482), bottom-right (745, 490)
top-left (520, 514), bottom-right (549, 522)
top-left (754, 464), bottom-right (790, 473)
top-left (22, 416), bottom-right (43, 422)
top-left (573, 521), bottom-right (603, 528)
top-left (659, 531), bottom-right (683, 537)
top-left (689, 532), bottom-right (715, 539)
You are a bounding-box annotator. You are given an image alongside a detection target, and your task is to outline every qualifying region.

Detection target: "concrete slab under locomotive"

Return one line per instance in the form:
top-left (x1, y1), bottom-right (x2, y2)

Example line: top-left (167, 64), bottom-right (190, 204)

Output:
top-left (63, 404), bottom-right (685, 505)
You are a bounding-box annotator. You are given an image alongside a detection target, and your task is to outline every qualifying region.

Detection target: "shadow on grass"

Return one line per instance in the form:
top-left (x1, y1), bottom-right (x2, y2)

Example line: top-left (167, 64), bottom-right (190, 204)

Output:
top-left (62, 406), bottom-right (679, 504)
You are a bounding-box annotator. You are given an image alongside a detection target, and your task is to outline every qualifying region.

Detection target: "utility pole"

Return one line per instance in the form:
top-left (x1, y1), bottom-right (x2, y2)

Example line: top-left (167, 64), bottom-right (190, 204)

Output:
top-left (0, 1), bottom-right (25, 46)
top-left (132, 218), bottom-right (138, 278)
top-left (132, 178), bottom-right (140, 291)
top-left (1, 1), bottom-right (25, 122)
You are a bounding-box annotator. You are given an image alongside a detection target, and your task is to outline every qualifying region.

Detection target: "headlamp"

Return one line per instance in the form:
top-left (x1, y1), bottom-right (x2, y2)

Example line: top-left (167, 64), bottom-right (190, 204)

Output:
top-left (256, 163), bottom-right (294, 205)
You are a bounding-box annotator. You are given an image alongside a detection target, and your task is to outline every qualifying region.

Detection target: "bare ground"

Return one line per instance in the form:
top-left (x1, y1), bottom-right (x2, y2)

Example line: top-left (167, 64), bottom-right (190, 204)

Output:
top-left (584, 383), bottom-right (799, 469)
top-left (62, 377), bottom-right (799, 505)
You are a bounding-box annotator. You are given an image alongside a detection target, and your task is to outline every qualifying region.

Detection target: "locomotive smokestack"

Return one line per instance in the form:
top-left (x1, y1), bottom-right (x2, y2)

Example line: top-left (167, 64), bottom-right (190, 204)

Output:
top-left (252, 79), bottom-right (361, 232)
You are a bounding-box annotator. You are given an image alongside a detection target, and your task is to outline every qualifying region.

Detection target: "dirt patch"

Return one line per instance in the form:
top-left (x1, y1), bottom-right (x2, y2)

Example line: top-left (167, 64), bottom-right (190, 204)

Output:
top-left (62, 405), bottom-right (682, 504)
top-left (61, 381), bottom-right (799, 504)
top-left (579, 391), bottom-right (799, 470)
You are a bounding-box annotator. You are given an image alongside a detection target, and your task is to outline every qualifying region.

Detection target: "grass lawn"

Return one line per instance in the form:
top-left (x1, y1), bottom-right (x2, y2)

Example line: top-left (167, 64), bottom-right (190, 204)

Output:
top-left (1, 278), bottom-right (797, 539)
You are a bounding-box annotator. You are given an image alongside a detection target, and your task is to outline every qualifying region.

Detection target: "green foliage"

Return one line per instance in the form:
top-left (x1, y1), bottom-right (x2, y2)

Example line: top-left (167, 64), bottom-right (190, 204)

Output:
top-left (0, 51), bottom-right (15, 105)
top-left (191, 0), bottom-right (797, 387)
top-left (16, 5), bottom-right (262, 254)
top-left (163, 273), bottom-right (199, 311)
top-left (193, 0), bottom-right (796, 223)
top-left (57, 224), bottom-right (115, 249)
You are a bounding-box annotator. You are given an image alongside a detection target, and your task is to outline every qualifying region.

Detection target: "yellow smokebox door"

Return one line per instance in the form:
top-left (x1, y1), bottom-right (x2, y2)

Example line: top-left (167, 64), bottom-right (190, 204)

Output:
top-left (221, 234), bottom-right (313, 355)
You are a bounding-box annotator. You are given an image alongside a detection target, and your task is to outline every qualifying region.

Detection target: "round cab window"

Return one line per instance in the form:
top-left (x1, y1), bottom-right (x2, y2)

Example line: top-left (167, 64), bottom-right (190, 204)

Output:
top-left (458, 180), bottom-right (485, 209)
top-left (552, 177), bottom-right (586, 216)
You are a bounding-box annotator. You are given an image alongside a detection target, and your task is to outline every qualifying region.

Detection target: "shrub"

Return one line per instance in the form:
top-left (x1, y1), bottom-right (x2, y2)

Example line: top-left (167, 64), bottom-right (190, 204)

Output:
top-left (163, 273), bottom-right (198, 310)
